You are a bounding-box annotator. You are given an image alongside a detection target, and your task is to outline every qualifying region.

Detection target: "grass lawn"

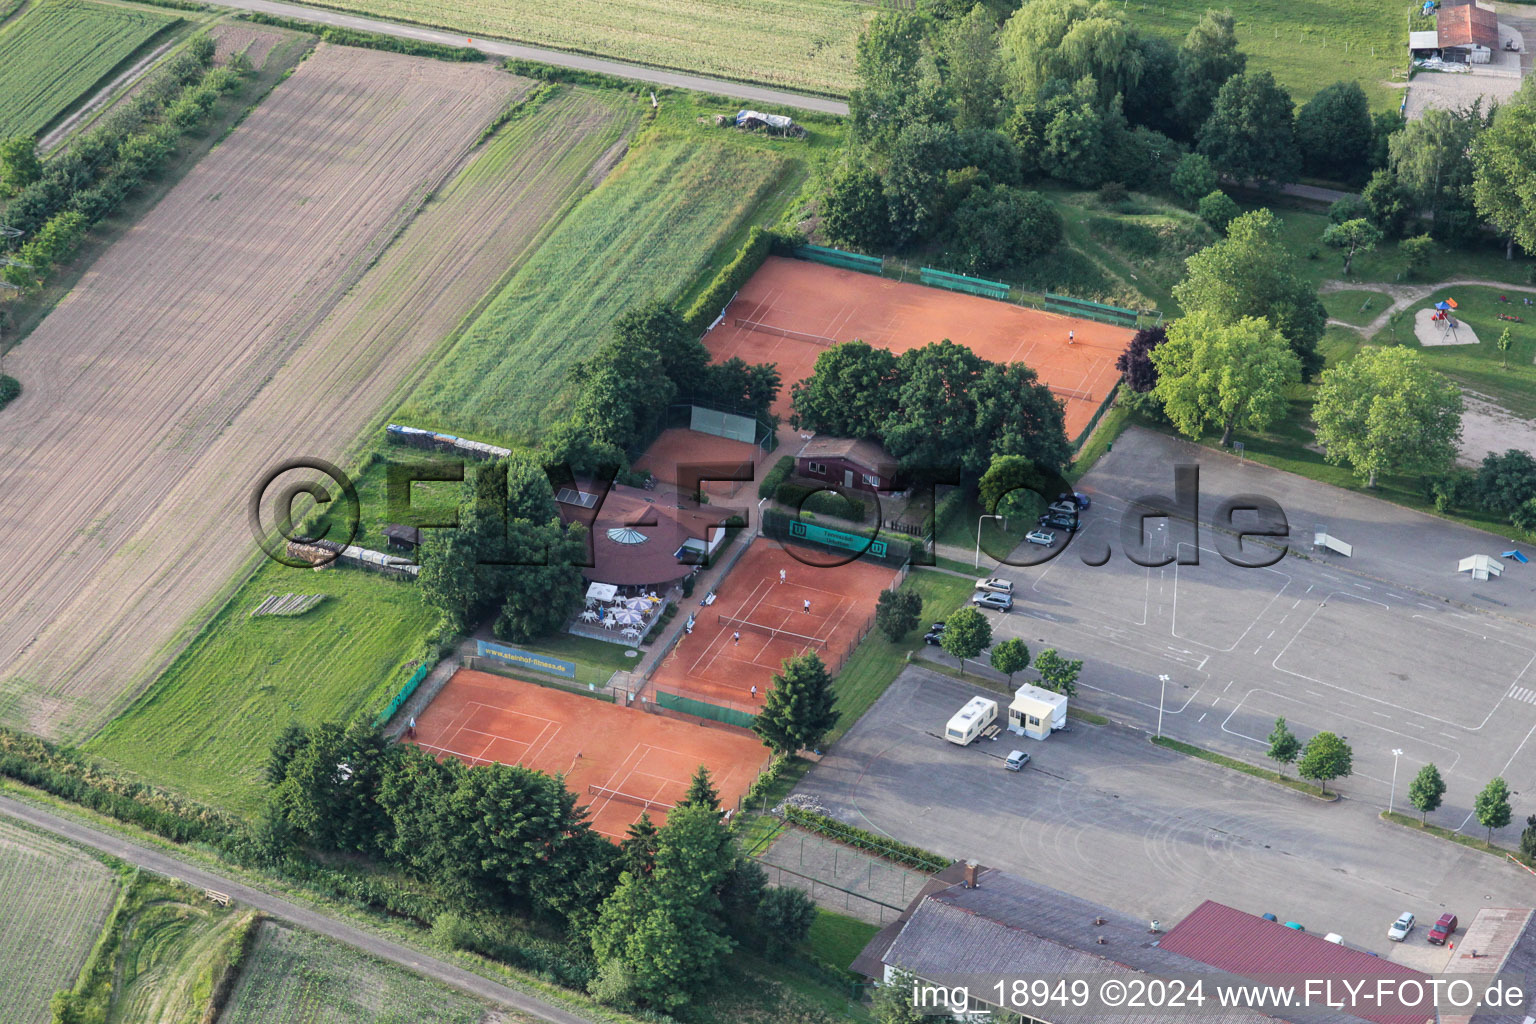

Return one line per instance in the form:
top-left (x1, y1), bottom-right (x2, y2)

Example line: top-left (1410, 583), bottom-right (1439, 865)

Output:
top-left (826, 569), bottom-right (976, 745)
top-left (1323, 288), bottom-right (1393, 326)
top-left (806, 909), bottom-right (879, 971)
top-left (1151, 736), bottom-right (1337, 798)
top-left (1380, 810), bottom-right (1531, 864)
top-left (1385, 285), bottom-right (1536, 419)
top-left (935, 490), bottom-right (1039, 561)
top-left (87, 561), bottom-right (437, 816)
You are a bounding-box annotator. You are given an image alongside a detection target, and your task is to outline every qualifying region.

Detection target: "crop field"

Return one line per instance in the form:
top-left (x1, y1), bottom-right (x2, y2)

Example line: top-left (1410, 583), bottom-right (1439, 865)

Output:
top-left (0, 818), bottom-right (120, 1024)
top-left (217, 922), bottom-right (484, 1024)
top-left (1135, 0), bottom-right (1403, 107)
top-left (0, 56), bottom-right (634, 741)
top-left (398, 138), bottom-right (789, 444)
top-left (308, 0), bottom-right (868, 95)
top-left (0, 0), bottom-right (180, 137)
top-left (88, 560), bottom-right (436, 814)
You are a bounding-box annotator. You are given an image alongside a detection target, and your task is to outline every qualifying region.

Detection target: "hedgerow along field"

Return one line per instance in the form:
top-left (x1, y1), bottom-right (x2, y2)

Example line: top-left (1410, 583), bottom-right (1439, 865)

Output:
top-left (0, 0), bottom-right (181, 137)
top-left (397, 137), bottom-right (790, 444)
top-left (87, 559), bottom-right (437, 816)
top-left (217, 922), bottom-right (484, 1024)
top-left (0, 818), bottom-right (121, 1024)
top-left (303, 0), bottom-right (869, 95)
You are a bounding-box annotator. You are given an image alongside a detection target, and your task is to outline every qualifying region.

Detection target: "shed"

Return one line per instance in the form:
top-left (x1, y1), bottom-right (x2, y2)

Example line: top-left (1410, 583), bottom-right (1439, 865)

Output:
top-left (1007, 683), bottom-right (1068, 740)
top-left (1437, 2), bottom-right (1499, 50)
top-left (383, 524), bottom-right (422, 551)
top-left (1458, 554), bottom-right (1505, 580)
top-left (795, 436), bottom-right (901, 494)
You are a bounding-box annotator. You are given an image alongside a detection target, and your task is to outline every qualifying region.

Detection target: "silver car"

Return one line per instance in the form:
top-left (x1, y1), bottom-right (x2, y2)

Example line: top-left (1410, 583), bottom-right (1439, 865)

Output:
top-left (1387, 912), bottom-right (1414, 941)
top-left (971, 592), bottom-right (1013, 611)
top-left (974, 577), bottom-right (1014, 594)
top-left (1025, 529), bottom-right (1055, 546)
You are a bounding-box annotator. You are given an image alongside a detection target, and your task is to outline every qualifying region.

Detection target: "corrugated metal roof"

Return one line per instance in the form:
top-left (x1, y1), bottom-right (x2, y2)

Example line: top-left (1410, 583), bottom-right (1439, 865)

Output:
top-left (1438, 3), bottom-right (1499, 48)
top-left (1464, 908), bottom-right (1536, 1024)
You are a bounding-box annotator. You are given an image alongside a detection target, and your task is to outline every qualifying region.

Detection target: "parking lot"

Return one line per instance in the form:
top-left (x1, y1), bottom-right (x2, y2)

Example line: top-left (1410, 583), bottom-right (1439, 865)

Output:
top-left (795, 667), bottom-right (1528, 968)
top-left (960, 428), bottom-right (1536, 839)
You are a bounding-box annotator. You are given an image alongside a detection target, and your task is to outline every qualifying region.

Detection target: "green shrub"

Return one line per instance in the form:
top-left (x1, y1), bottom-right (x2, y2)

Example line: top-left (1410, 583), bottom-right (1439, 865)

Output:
top-left (774, 481), bottom-right (867, 522)
top-left (783, 806), bottom-right (948, 870)
top-left (1198, 190), bottom-right (1240, 232)
top-left (683, 224), bottom-right (800, 335)
top-left (0, 375), bottom-right (19, 409)
top-left (758, 454), bottom-right (794, 500)
top-left (933, 486), bottom-right (968, 536)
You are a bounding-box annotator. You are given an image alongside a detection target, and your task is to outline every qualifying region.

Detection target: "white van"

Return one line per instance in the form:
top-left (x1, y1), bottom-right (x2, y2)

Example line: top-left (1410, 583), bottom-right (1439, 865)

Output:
top-left (945, 696), bottom-right (998, 746)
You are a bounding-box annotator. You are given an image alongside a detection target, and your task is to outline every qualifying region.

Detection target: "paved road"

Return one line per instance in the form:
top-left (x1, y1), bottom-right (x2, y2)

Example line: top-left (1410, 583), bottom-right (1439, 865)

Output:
top-left (219, 0), bottom-right (849, 115)
top-left (0, 795), bottom-right (593, 1024)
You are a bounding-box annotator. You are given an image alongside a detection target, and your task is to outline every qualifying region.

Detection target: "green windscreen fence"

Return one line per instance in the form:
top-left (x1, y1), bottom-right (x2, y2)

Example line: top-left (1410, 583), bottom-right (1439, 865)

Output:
top-left (794, 244), bottom-right (883, 274)
top-left (375, 661), bottom-right (432, 727)
top-left (1044, 292), bottom-right (1142, 327)
top-left (656, 689), bottom-right (756, 729)
top-left (690, 405), bottom-right (758, 444)
top-left (919, 267), bottom-right (1009, 300)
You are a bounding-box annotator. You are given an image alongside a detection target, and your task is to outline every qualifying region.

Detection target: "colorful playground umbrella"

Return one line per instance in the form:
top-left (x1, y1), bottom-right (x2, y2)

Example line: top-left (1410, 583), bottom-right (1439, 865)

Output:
top-left (1447, 298), bottom-right (1458, 308)
top-left (1435, 301), bottom-right (1451, 310)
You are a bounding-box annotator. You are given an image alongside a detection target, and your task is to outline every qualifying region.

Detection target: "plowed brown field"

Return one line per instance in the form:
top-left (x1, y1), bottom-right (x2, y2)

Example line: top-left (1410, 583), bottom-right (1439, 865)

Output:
top-left (0, 47), bottom-right (636, 737)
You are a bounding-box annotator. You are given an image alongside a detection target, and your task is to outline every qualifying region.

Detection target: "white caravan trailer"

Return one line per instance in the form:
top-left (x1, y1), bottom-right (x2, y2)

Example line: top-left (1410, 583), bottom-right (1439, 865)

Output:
top-left (945, 696), bottom-right (998, 746)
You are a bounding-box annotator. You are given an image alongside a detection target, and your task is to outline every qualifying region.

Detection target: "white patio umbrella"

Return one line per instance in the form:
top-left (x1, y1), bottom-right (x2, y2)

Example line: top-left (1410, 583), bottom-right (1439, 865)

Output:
top-left (613, 608), bottom-right (644, 626)
top-left (624, 597), bottom-right (652, 612)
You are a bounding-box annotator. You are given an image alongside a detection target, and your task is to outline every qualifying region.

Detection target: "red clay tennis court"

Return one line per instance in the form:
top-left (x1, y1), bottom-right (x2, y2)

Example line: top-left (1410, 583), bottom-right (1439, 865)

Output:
top-left (631, 427), bottom-right (763, 500)
top-left (646, 538), bottom-right (900, 713)
top-left (703, 256), bottom-right (1132, 439)
top-left (411, 668), bottom-right (769, 839)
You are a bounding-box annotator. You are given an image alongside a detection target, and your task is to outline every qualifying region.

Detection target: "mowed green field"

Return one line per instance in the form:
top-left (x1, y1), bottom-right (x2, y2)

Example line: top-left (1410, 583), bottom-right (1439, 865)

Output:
top-left (0, 818), bottom-right (121, 1024)
top-left (218, 922), bottom-right (484, 1024)
top-left (0, 0), bottom-right (180, 137)
top-left (1136, 0), bottom-right (1404, 107)
top-left (87, 561), bottom-right (436, 815)
top-left (397, 138), bottom-right (790, 445)
top-left (325, 0), bottom-right (866, 94)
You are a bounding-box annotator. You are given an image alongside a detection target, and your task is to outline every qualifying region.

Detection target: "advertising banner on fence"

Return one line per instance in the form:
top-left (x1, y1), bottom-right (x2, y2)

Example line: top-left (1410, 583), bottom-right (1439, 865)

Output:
top-left (476, 640), bottom-right (577, 679)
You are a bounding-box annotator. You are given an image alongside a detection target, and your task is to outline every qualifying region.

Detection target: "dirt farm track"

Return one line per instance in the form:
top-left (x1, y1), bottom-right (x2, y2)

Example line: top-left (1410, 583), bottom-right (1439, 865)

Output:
top-left (0, 47), bottom-right (632, 737)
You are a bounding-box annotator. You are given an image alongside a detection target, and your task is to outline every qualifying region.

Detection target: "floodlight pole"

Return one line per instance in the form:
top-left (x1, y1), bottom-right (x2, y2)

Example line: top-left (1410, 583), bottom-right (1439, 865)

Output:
top-left (1389, 748), bottom-right (1404, 815)
top-left (975, 514), bottom-right (1004, 568)
top-left (1157, 674), bottom-right (1171, 738)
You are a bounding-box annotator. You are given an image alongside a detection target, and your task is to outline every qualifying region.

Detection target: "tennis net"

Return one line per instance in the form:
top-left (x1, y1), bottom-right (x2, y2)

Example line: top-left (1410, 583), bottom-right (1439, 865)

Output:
top-left (718, 614), bottom-right (829, 651)
top-left (587, 783), bottom-right (672, 813)
top-left (733, 317), bottom-right (838, 348)
top-left (1048, 384), bottom-right (1094, 401)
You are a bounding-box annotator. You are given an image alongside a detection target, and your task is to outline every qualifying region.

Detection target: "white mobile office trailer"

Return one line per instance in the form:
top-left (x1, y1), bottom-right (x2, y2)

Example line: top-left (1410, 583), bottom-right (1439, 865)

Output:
top-left (945, 696), bottom-right (998, 746)
top-left (1008, 683), bottom-right (1068, 740)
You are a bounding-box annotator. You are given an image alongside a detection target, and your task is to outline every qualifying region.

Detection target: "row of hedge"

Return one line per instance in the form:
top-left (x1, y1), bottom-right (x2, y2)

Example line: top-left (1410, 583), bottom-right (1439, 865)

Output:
top-left (774, 481), bottom-right (869, 523)
top-left (0, 375), bottom-right (19, 411)
top-left (238, 12), bottom-right (485, 61)
top-left (758, 455), bottom-right (793, 500)
top-left (934, 486), bottom-right (968, 537)
top-left (782, 805), bottom-right (948, 872)
top-left (682, 224), bottom-right (800, 336)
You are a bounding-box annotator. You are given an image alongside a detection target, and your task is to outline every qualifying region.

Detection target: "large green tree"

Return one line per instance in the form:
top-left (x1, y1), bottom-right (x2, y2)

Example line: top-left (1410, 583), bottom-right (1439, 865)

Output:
top-left (1475, 776), bottom-right (1513, 845)
top-left (1296, 81), bottom-right (1374, 184)
top-left (1174, 9), bottom-right (1245, 138)
top-left (885, 121), bottom-right (961, 245)
top-left (822, 165), bottom-right (892, 251)
top-left (1408, 763), bottom-right (1445, 824)
top-left (937, 3), bottom-right (1003, 130)
top-left (0, 135), bottom-right (41, 196)
top-left (850, 11), bottom-right (931, 154)
top-left (1173, 208), bottom-right (1326, 379)
top-left (948, 184), bottom-right (1062, 272)
top-left (999, 0), bottom-right (1144, 111)
top-left (1312, 347), bottom-right (1462, 487)
top-left (1297, 732), bottom-right (1353, 796)
top-left (1389, 106), bottom-right (1482, 239)
top-left (972, 360), bottom-right (1071, 472)
top-left (790, 341), bottom-right (901, 438)
top-left (754, 652), bottom-right (841, 755)
top-left (1032, 648), bottom-right (1081, 696)
top-left (939, 605), bottom-right (992, 675)
top-left (1267, 717), bottom-right (1300, 775)
top-left (1320, 218), bottom-right (1382, 276)
top-left (876, 587), bottom-right (925, 642)
top-left (1197, 71), bottom-right (1298, 184)
top-left (990, 637), bottom-right (1031, 684)
top-left (1151, 310), bottom-right (1301, 447)
top-left (1472, 79), bottom-right (1536, 259)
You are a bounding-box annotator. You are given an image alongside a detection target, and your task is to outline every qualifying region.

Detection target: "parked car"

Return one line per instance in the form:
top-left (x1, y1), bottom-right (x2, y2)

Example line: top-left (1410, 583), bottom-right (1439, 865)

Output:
top-left (1059, 491), bottom-right (1090, 510)
top-left (1047, 500), bottom-right (1080, 516)
top-left (1004, 749), bottom-right (1031, 771)
top-left (1428, 913), bottom-right (1457, 945)
top-left (1039, 512), bottom-right (1079, 532)
top-left (972, 592), bottom-right (1014, 611)
top-left (1324, 933), bottom-right (1344, 945)
top-left (1261, 913), bottom-right (1278, 922)
top-left (923, 628), bottom-right (946, 646)
top-left (1025, 530), bottom-right (1056, 546)
top-left (1388, 913), bottom-right (1415, 941)
top-left (1284, 922), bottom-right (1304, 932)
top-left (975, 577), bottom-right (1014, 594)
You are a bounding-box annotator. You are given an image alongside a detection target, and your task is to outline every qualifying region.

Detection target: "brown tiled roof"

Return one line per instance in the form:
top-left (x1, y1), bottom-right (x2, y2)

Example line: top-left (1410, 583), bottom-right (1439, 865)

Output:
top-left (1438, 3), bottom-right (1499, 48)
top-left (798, 436), bottom-right (897, 471)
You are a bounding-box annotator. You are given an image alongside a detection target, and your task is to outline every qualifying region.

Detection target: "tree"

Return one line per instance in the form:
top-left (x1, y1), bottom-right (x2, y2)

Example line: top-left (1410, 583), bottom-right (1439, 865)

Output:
top-left (949, 184), bottom-right (1062, 273)
top-left (682, 765), bottom-right (722, 814)
top-left (1152, 310), bottom-right (1300, 447)
top-left (1399, 234), bottom-right (1433, 278)
top-left (1472, 79), bottom-right (1536, 259)
top-left (883, 340), bottom-right (988, 475)
top-left (1266, 717), bottom-right (1299, 775)
top-left (1174, 208), bottom-right (1326, 380)
top-left (1499, 327), bottom-right (1514, 369)
top-left (1390, 106), bottom-right (1482, 239)
top-left (999, 0), bottom-right (1145, 111)
top-left (1521, 814), bottom-right (1536, 862)
top-left (0, 136), bottom-right (40, 197)
top-left (937, 3), bottom-right (1003, 130)
top-left (990, 637), bottom-right (1031, 684)
top-left (1321, 218), bottom-right (1382, 276)
top-left (757, 886), bottom-right (817, 957)
top-left (1171, 152), bottom-right (1219, 205)
top-left (972, 360), bottom-right (1072, 472)
top-left (850, 11), bottom-right (930, 154)
top-left (874, 970), bottom-right (930, 1024)
top-left (1513, 497), bottom-right (1536, 538)
top-left (1327, 194), bottom-right (1369, 226)
top-left (1032, 648), bottom-right (1081, 696)
top-left (1474, 776), bottom-right (1513, 845)
top-left (1197, 189), bottom-right (1239, 233)
top-left (619, 813), bottom-right (660, 878)
top-left (1296, 81), bottom-right (1373, 183)
top-left (939, 606), bottom-right (991, 675)
top-left (876, 587), bottom-right (925, 642)
top-left (790, 341), bottom-right (901, 438)
top-left (1408, 763), bottom-right (1445, 824)
top-left (1041, 101), bottom-right (1108, 187)
top-left (978, 454), bottom-right (1047, 519)
top-left (1296, 731), bottom-right (1353, 796)
top-left (1115, 325), bottom-right (1168, 393)
top-left (1174, 9), bottom-right (1245, 138)
top-left (1475, 449), bottom-right (1536, 513)
top-left (823, 166), bottom-right (892, 251)
top-left (1312, 347), bottom-right (1462, 487)
top-left (885, 121), bottom-right (960, 246)
top-left (1198, 71), bottom-right (1299, 184)
top-left (1362, 169), bottom-right (1412, 238)
top-left (753, 652), bottom-right (841, 755)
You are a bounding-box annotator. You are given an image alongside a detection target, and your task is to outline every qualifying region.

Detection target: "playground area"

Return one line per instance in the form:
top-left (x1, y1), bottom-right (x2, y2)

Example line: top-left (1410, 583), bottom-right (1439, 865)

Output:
top-left (645, 538), bottom-right (899, 714)
top-left (702, 256), bottom-right (1132, 438)
top-left (410, 668), bottom-right (769, 838)
top-left (631, 427), bottom-right (763, 499)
